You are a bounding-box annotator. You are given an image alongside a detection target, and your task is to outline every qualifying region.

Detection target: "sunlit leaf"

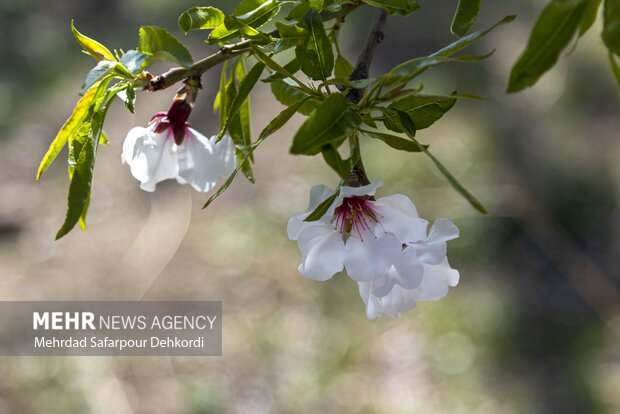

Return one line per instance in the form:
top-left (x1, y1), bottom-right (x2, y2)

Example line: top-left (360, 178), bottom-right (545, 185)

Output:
top-left (178, 6), bottom-right (225, 35)
top-left (71, 20), bottom-right (116, 61)
top-left (138, 26), bottom-right (193, 68)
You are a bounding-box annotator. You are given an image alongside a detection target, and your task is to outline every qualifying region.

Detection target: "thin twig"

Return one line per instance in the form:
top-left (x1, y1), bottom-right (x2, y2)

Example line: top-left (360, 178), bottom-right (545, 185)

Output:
top-left (141, 2), bottom-right (363, 92)
top-left (346, 8), bottom-right (388, 187)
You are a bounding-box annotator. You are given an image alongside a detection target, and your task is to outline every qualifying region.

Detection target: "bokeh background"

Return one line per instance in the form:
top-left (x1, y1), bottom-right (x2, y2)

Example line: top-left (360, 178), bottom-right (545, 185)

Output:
top-left (0, 0), bottom-right (619, 413)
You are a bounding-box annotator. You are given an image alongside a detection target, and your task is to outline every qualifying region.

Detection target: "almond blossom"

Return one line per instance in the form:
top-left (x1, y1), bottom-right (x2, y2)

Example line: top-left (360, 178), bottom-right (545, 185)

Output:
top-left (121, 111), bottom-right (235, 193)
top-left (288, 180), bottom-right (460, 319)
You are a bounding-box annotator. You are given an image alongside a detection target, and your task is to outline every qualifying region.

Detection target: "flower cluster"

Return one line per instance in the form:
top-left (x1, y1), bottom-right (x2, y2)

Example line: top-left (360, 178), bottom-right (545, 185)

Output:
top-left (287, 180), bottom-right (459, 319)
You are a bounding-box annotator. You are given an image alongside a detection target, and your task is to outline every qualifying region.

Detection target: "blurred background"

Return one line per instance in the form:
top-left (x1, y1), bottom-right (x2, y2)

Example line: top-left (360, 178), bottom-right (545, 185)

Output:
top-left (0, 0), bottom-right (619, 413)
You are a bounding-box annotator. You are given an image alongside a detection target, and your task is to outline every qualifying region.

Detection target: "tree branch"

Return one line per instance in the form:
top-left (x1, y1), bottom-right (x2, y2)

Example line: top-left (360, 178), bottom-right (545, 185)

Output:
top-left (346, 8), bottom-right (388, 187)
top-left (141, 2), bottom-right (363, 92)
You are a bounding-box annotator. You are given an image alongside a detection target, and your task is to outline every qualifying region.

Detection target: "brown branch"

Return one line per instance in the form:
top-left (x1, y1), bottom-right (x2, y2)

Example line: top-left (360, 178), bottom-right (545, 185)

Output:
top-left (345, 8), bottom-right (388, 187)
top-left (142, 2), bottom-right (363, 92)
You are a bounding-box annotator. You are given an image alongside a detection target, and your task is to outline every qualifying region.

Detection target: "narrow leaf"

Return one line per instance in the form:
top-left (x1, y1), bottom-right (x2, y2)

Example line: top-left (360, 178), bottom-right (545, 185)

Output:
top-left (383, 94), bottom-right (457, 131)
top-left (304, 191), bottom-right (339, 221)
top-left (71, 20), bottom-right (116, 61)
top-left (451, 0), bottom-right (481, 37)
top-left (295, 8), bottom-right (334, 80)
top-left (36, 82), bottom-right (101, 181)
top-left (579, 0), bottom-right (602, 36)
top-left (262, 59), bottom-right (301, 82)
top-left (424, 149), bottom-right (488, 214)
top-left (507, 1), bottom-right (587, 92)
top-left (218, 61), bottom-right (265, 139)
top-left (360, 129), bottom-right (427, 152)
top-left (335, 54), bottom-right (354, 78)
top-left (290, 93), bottom-right (362, 155)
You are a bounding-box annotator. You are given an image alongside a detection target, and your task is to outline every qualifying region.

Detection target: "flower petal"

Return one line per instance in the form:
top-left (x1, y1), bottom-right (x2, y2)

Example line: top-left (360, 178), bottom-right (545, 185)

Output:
top-left (358, 281), bottom-right (384, 320)
top-left (344, 232), bottom-right (401, 282)
top-left (418, 258), bottom-right (460, 301)
top-left (123, 127), bottom-right (178, 192)
top-left (381, 284), bottom-right (420, 316)
top-left (296, 223), bottom-right (346, 281)
top-left (176, 129), bottom-right (222, 192)
top-left (392, 247), bottom-right (424, 289)
top-left (374, 194), bottom-right (428, 243)
top-left (208, 133), bottom-right (236, 177)
top-left (334, 180), bottom-right (383, 209)
top-left (428, 218), bottom-right (459, 243)
top-left (287, 185), bottom-right (335, 240)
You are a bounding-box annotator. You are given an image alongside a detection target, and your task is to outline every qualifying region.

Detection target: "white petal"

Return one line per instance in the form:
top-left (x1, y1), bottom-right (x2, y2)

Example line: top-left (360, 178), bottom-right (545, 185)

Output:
top-left (381, 284), bottom-right (420, 316)
top-left (428, 218), bottom-right (459, 243)
top-left (124, 128), bottom-right (178, 192)
top-left (344, 233), bottom-right (401, 282)
top-left (371, 266), bottom-right (398, 297)
top-left (176, 129), bottom-right (223, 192)
top-left (415, 242), bottom-right (447, 265)
top-left (374, 194), bottom-right (428, 243)
top-left (208, 133), bottom-right (236, 177)
top-left (418, 258), bottom-right (460, 301)
top-left (358, 281), bottom-right (384, 320)
top-left (287, 185), bottom-right (335, 240)
top-left (334, 180), bottom-right (383, 209)
top-left (296, 223), bottom-right (346, 281)
top-left (392, 247), bottom-right (424, 289)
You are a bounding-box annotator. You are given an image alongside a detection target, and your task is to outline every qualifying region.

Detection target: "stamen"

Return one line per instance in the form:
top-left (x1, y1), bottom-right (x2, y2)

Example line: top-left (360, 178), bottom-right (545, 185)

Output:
top-left (333, 196), bottom-right (380, 239)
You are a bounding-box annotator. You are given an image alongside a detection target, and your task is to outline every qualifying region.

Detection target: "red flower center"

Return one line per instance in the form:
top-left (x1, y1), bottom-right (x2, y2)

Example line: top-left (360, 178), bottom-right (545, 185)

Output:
top-left (334, 196), bottom-right (379, 237)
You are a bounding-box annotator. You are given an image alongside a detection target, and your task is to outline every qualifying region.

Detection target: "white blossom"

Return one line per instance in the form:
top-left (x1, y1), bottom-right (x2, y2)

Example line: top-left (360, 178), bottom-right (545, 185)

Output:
top-left (122, 114), bottom-right (235, 192)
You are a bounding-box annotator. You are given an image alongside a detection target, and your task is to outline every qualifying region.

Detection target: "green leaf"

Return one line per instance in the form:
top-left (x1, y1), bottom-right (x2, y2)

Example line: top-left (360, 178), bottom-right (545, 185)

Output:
top-left (451, 0), bottom-right (481, 37)
top-left (55, 104), bottom-right (108, 239)
top-left (208, 16), bottom-right (273, 44)
top-left (290, 93), bottom-right (361, 155)
top-left (507, 1), bottom-right (587, 92)
top-left (138, 26), bottom-right (193, 68)
top-left (233, 0), bottom-right (270, 17)
top-left (295, 8), bottom-right (334, 81)
top-left (71, 20), bottom-right (116, 61)
top-left (579, 0), bottom-right (602, 36)
top-left (286, 1), bottom-right (323, 21)
top-left (36, 82), bottom-right (102, 181)
top-left (424, 149), bottom-right (487, 214)
top-left (233, 0), bottom-right (281, 28)
top-left (218, 61), bottom-right (265, 139)
top-left (362, 0), bottom-right (420, 16)
top-left (271, 79), bottom-right (318, 114)
top-left (234, 58), bottom-right (253, 162)
top-left (117, 84), bottom-right (136, 113)
top-left (274, 21), bottom-right (308, 53)
top-left (603, 0), bottom-right (620, 56)
top-left (304, 191), bottom-right (339, 221)
top-left (120, 50), bottom-right (149, 74)
top-left (262, 59), bottom-right (301, 82)
top-left (335, 54), bottom-right (354, 78)
top-left (251, 45), bottom-right (311, 91)
top-left (321, 144), bottom-right (351, 179)
top-left (383, 94), bottom-right (457, 131)
top-left (214, 61), bottom-right (229, 126)
top-left (360, 129), bottom-right (427, 152)
top-left (80, 60), bottom-right (133, 94)
top-left (178, 6), bottom-right (225, 35)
